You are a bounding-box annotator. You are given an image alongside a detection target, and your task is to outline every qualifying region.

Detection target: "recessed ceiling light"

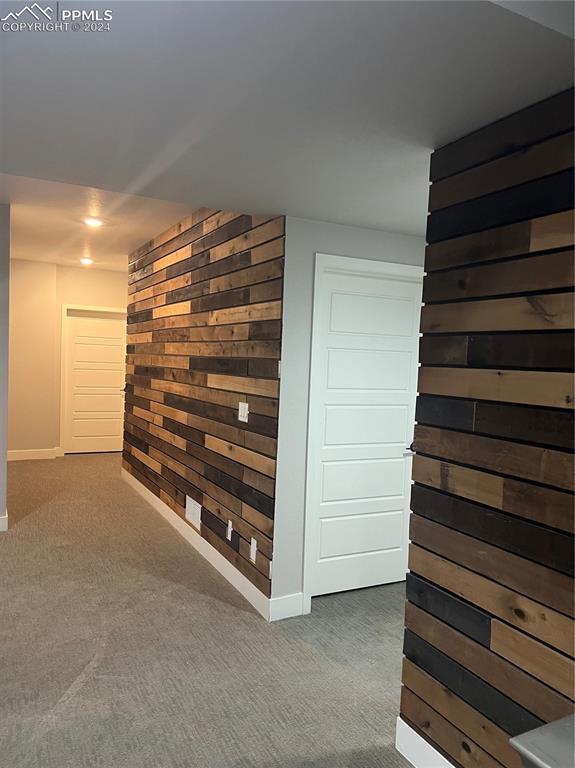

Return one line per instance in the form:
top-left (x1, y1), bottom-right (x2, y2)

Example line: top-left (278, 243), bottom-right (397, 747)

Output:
top-left (83, 217), bottom-right (103, 228)
top-left (80, 257), bottom-right (93, 266)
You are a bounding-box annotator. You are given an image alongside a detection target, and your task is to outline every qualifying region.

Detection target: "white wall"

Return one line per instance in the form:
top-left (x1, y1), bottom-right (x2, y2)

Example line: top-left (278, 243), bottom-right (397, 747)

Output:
top-left (8, 261), bottom-right (127, 456)
top-left (0, 205), bottom-right (10, 527)
top-left (272, 217), bottom-right (425, 600)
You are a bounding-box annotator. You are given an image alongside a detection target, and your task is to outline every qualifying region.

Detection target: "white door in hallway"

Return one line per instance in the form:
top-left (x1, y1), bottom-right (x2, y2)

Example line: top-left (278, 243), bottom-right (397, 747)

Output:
top-left (305, 254), bottom-right (423, 598)
top-left (63, 309), bottom-right (126, 453)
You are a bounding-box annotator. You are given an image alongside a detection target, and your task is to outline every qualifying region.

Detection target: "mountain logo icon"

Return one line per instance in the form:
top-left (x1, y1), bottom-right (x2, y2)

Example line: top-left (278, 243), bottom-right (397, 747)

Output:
top-left (1, 3), bottom-right (53, 21)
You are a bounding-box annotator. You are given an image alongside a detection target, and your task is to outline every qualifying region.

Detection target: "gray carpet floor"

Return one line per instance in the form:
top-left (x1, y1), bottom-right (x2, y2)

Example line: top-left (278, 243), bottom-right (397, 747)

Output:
top-left (2, 453), bottom-right (409, 768)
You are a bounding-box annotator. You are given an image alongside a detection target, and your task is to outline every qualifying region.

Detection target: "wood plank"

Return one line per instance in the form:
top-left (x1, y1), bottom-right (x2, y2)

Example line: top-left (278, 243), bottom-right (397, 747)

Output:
top-left (409, 546), bottom-right (575, 655)
top-left (405, 602), bottom-right (574, 724)
top-left (430, 88), bottom-right (574, 181)
top-left (413, 425), bottom-right (574, 490)
top-left (401, 687), bottom-right (504, 768)
top-left (420, 332), bottom-right (574, 370)
top-left (202, 493), bottom-right (273, 558)
top-left (202, 523), bottom-right (271, 596)
top-left (410, 514), bottom-right (574, 612)
top-left (208, 258), bottom-right (284, 294)
top-left (157, 340), bottom-right (280, 358)
top-left (152, 301), bottom-right (192, 319)
top-left (208, 300), bottom-right (282, 326)
top-left (209, 218), bottom-right (284, 263)
top-left (402, 660), bottom-right (523, 768)
top-left (204, 435), bottom-right (276, 478)
top-left (412, 454), bottom-right (503, 510)
top-left (420, 292), bottom-right (574, 333)
top-left (502, 478), bottom-right (574, 534)
top-left (149, 378), bottom-right (278, 417)
top-left (129, 208), bottom-right (219, 263)
top-left (426, 168), bottom-right (574, 244)
top-left (490, 621), bottom-right (574, 699)
top-left (416, 395), bottom-right (574, 449)
top-left (418, 367), bottom-right (574, 409)
top-left (406, 573), bottom-right (491, 646)
top-left (404, 630), bottom-right (543, 735)
top-left (242, 502), bottom-right (273, 537)
top-left (425, 210), bottom-right (574, 272)
top-left (430, 131), bottom-right (574, 211)
top-left (423, 249), bottom-right (574, 303)
top-left (411, 482), bottom-right (575, 584)
top-left (206, 374), bottom-right (279, 398)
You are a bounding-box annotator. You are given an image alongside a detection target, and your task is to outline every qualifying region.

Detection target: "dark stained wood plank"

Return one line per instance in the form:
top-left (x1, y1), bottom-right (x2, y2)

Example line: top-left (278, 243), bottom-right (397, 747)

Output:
top-left (425, 210), bottom-right (574, 272)
top-left (406, 573), bottom-right (492, 646)
top-left (416, 395), bottom-right (574, 450)
top-left (404, 630), bottom-right (543, 735)
top-left (410, 514), bottom-right (574, 611)
top-left (430, 132), bottom-right (574, 211)
top-left (409, 546), bottom-right (575, 655)
top-left (420, 292), bottom-right (574, 333)
top-left (402, 659), bottom-right (523, 768)
top-left (416, 395), bottom-right (475, 433)
top-left (413, 425), bottom-right (574, 490)
top-left (427, 169), bottom-right (574, 244)
top-left (411, 483), bottom-right (575, 585)
top-left (405, 603), bottom-right (574, 724)
top-left (401, 687), bottom-right (504, 768)
top-left (412, 454), bottom-right (574, 534)
top-left (423, 249), bottom-right (574, 303)
top-left (430, 89), bottom-right (574, 181)
top-left (420, 332), bottom-right (574, 371)
top-left (202, 524), bottom-right (271, 597)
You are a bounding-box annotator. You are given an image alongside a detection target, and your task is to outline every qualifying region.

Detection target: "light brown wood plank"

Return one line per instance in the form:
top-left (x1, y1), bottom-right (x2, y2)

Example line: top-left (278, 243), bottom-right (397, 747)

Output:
top-left (414, 425), bottom-right (574, 491)
top-left (423, 249), bottom-right (574, 303)
top-left (402, 659), bottom-right (522, 768)
top-left (205, 435), bottom-right (276, 478)
top-left (490, 620), bottom-right (574, 699)
top-left (418, 367), bottom-right (574, 409)
top-left (405, 603), bottom-right (574, 724)
top-left (410, 546), bottom-right (575, 655)
top-left (421, 292), bottom-right (573, 333)
top-left (401, 688), bottom-right (503, 768)
top-left (410, 515), bottom-right (573, 616)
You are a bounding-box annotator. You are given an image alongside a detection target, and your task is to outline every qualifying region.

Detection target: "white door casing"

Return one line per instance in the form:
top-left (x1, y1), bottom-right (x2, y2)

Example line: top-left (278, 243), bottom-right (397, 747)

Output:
top-left (61, 306), bottom-right (126, 454)
top-left (304, 254), bottom-right (423, 598)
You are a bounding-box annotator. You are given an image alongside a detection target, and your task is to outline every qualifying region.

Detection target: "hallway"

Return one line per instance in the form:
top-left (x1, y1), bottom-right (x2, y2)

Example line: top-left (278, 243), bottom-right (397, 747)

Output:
top-left (2, 455), bottom-right (408, 768)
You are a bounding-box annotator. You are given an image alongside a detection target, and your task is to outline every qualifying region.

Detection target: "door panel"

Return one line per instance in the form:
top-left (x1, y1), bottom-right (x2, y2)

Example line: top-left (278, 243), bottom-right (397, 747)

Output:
top-left (306, 255), bottom-right (423, 597)
top-left (64, 312), bottom-right (126, 453)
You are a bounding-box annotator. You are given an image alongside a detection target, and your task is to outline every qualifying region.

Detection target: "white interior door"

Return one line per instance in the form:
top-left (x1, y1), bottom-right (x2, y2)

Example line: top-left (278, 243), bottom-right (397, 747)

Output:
top-left (63, 309), bottom-right (126, 453)
top-left (305, 254), bottom-right (423, 598)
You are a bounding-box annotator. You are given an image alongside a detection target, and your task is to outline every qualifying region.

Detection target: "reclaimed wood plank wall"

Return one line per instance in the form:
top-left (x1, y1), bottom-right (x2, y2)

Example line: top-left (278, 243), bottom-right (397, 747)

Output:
top-left (399, 88), bottom-right (575, 767)
top-left (122, 209), bottom-right (285, 597)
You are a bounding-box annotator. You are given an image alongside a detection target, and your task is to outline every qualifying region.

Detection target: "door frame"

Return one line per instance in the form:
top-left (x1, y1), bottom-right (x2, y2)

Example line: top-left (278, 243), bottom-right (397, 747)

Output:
top-left (303, 253), bottom-right (424, 607)
top-left (59, 304), bottom-right (127, 455)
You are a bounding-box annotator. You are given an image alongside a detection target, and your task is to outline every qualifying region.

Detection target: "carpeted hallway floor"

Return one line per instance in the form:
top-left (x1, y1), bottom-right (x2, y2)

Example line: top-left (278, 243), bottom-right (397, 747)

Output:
top-left (2, 454), bottom-right (409, 768)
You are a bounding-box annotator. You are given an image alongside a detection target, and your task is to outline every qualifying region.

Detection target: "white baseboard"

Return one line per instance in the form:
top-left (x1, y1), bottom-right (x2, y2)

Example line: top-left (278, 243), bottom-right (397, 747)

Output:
top-left (0, 512), bottom-right (7, 532)
top-left (123, 468), bottom-right (307, 622)
top-left (269, 591), bottom-right (310, 621)
top-left (8, 447), bottom-right (63, 461)
top-left (395, 717), bottom-right (453, 768)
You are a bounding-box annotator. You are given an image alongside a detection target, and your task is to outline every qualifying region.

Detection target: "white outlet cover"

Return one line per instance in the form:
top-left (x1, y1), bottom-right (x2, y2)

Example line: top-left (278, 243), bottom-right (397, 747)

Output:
top-left (185, 496), bottom-right (201, 529)
top-left (226, 520), bottom-right (233, 540)
top-left (238, 401), bottom-right (249, 422)
top-left (249, 537), bottom-right (257, 563)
